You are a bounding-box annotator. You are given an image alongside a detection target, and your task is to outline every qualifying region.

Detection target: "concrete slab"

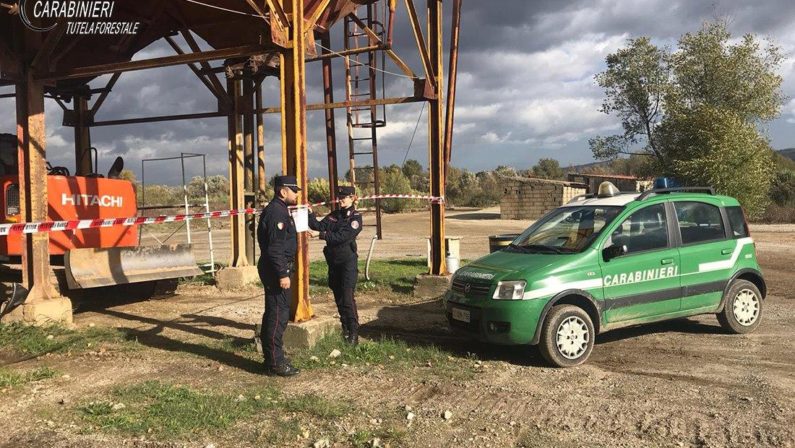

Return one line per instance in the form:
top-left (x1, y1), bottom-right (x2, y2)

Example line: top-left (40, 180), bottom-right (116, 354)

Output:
top-left (215, 266), bottom-right (260, 291)
top-left (1, 297), bottom-right (73, 326)
top-left (254, 314), bottom-right (340, 354)
top-left (413, 274), bottom-right (452, 299)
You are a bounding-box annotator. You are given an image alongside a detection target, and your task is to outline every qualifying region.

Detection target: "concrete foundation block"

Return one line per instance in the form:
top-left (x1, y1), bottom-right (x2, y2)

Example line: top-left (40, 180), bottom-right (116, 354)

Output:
top-left (254, 314), bottom-right (340, 354)
top-left (215, 266), bottom-right (260, 291)
top-left (1, 297), bottom-right (73, 326)
top-left (414, 274), bottom-right (452, 299)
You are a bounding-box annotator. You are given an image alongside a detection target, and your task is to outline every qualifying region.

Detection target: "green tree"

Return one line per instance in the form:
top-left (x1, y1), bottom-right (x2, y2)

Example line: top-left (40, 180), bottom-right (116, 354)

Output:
top-left (657, 106), bottom-right (774, 217)
top-left (531, 158), bottom-right (564, 179)
top-left (590, 21), bottom-right (783, 217)
top-left (402, 159), bottom-right (424, 179)
top-left (589, 36), bottom-right (670, 163)
top-left (769, 169), bottom-right (795, 206)
top-left (307, 178), bottom-right (330, 204)
top-left (379, 169), bottom-right (417, 213)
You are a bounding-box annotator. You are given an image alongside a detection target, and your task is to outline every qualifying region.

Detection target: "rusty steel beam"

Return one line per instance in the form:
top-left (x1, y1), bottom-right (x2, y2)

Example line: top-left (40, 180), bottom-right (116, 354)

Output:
top-left (31, 21), bottom-right (67, 75)
top-left (16, 73), bottom-right (55, 300)
top-left (306, 0), bottom-right (332, 30)
top-left (427, 0), bottom-right (446, 275)
top-left (92, 111), bottom-right (224, 127)
top-left (164, 36), bottom-right (225, 103)
top-left (443, 0), bottom-right (462, 174)
top-left (242, 75), bottom-right (256, 265)
top-left (307, 44), bottom-right (382, 62)
top-left (89, 97), bottom-right (425, 127)
top-left (346, 12), bottom-right (417, 78)
top-left (74, 95), bottom-right (92, 175)
top-left (228, 77), bottom-right (248, 267)
top-left (387, 0), bottom-right (397, 46)
top-left (263, 0), bottom-right (290, 30)
top-left (181, 30), bottom-right (229, 106)
top-left (89, 72), bottom-right (121, 116)
top-left (256, 77), bottom-right (267, 203)
top-left (320, 33), bottom-right (339, 207)
top-left (404, 0), bottom-right (435, 87)
top-left (37, 45), bottom-right (268, 81)
top-left (281, 0), bottom-right (312, 323)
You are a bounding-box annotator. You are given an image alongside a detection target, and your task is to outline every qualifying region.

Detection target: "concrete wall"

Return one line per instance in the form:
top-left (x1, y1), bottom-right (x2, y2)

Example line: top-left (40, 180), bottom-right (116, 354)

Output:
top-left (500, 177), bottom-right (586, 220)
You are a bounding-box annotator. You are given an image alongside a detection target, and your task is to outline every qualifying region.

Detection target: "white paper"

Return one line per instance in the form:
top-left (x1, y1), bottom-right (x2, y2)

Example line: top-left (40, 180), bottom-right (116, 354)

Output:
top-left (292, 207), bottom-right (309, 232)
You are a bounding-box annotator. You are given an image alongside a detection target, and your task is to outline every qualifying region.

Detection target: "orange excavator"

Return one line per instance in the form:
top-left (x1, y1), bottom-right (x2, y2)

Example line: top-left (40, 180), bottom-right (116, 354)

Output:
top-left (0, 133), bottom-right (200, 292)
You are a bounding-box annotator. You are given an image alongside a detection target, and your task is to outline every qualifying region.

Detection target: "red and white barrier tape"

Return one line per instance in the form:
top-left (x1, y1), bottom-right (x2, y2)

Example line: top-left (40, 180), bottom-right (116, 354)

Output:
top-left (0, 194), bottom-right (444, 236)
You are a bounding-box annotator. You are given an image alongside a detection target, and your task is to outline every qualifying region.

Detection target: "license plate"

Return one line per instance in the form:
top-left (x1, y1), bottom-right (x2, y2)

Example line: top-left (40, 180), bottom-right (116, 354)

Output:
top-left (451, 308), bottom-right (470, 323)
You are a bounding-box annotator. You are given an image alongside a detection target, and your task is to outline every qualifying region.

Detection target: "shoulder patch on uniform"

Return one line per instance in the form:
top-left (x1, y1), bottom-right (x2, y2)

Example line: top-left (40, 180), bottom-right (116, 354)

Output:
top-left (277, 222), bottom-right (284, 230)
top-left (351, 220), bottom-right (360, 229)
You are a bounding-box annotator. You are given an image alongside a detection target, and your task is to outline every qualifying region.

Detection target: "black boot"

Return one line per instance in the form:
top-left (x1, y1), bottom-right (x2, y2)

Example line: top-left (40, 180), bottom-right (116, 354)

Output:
top-left (266, 363), bottom-right (300, 377)
top-left (345, 321), bottom-right (359, 346)
top-left (340, 323), bottom-right (350, 341)
top-left (346, 330), bottom-right (358, 346)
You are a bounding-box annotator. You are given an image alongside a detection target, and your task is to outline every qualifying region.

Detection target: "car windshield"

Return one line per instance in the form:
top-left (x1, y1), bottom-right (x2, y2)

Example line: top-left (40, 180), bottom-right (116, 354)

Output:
top-left (506, 206), bottom-right (623, 254)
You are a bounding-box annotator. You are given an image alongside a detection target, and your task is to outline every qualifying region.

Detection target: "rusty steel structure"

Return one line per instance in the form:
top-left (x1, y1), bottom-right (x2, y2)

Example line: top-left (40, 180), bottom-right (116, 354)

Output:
top-left (0, 0), bottom-right (462, 323)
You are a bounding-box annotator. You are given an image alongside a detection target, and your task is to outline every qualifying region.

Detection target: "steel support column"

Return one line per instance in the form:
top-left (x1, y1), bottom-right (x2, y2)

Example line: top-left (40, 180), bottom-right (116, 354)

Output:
top-left (242, 75), bottom-right (256, 265)
top-left (256, 77), bottom-right (267, 203)
top-left (74, 94), bottom-right (92, 176)
top-left (16, 72), bottom-right (54, 300)
top-left (427, 0), bottom-right (446, 275)
top-left (320, 33), bottom-right (339, 206)
top-left (281, 0), bottom-right (312, 322)
top-left (227, 77), bottom-right (248, 267)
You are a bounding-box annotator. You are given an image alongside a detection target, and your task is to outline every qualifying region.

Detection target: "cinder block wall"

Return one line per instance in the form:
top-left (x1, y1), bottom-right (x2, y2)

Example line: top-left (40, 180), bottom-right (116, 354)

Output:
top-left (500, 177), bottom-right (586, 220)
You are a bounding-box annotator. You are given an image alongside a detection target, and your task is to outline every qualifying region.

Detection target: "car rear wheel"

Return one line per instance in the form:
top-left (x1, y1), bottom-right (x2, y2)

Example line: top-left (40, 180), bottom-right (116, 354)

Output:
top-left (539, 305), bottom-right (595, 367)
top-left (717, 279), bottom-right (763, 334)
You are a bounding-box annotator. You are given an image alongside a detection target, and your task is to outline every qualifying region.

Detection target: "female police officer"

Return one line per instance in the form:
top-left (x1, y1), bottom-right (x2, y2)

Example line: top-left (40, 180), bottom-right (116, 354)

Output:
top-left (308, 185), bottom-right (363, 345)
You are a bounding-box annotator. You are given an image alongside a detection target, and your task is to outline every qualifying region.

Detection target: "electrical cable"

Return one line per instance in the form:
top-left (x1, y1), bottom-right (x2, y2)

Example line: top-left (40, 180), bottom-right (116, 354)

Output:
top-left (402, 102), bottom-right (425, 165)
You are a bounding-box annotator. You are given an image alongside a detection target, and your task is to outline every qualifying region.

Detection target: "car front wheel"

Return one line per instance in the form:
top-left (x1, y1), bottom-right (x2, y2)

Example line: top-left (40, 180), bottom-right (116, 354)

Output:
top-left (539, 305), bottom-right (595, 367)
top-left (717, 279), bottom-right (763, 334)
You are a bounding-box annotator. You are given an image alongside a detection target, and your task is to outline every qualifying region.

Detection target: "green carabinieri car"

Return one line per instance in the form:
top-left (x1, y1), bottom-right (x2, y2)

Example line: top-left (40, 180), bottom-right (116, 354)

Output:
top-left (444, 182), bottom-right (766, 367)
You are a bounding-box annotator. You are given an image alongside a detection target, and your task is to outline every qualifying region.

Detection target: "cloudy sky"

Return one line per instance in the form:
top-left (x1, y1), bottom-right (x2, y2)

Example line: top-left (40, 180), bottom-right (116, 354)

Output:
top-left (2, 0), bottom-right (795, 185)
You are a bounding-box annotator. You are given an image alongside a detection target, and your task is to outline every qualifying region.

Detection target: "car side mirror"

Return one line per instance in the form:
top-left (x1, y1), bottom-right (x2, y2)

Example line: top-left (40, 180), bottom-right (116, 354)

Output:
top-left (603, 244), bottom-right (627, 261)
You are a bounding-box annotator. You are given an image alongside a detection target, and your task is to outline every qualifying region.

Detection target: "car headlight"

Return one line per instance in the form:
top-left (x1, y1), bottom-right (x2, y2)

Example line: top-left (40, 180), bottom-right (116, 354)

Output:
top-left (492, 280), bottom-right (526, 300)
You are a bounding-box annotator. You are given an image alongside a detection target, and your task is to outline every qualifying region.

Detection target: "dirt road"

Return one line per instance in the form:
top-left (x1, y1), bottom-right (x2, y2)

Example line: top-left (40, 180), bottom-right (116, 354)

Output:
top-left (1, 210), bottom-right (793, 447)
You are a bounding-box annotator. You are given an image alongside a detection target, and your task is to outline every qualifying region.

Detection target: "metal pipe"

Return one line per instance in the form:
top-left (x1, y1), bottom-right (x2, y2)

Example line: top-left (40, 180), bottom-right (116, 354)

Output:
top-left (321, 32), bottom-right (339, 208)
top-left (180, 153), bottom-right (191, 245)
top-left (443, 0), bottom-right (462, 176)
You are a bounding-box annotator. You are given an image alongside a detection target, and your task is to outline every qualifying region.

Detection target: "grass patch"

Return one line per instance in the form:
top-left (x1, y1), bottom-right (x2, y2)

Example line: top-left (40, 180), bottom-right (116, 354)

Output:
top-left (310, 258), bottom-right (427, 295)
top-left (76, 380), bottom-right (353, 439)
top-left (293, 332), bottom-right (475, 380)
top-left (0, 323), bottom-right (137, 358)
top-left (178, 271), bottom-right (216, 286)
top-left (0, 366), bottom-right (59, 388)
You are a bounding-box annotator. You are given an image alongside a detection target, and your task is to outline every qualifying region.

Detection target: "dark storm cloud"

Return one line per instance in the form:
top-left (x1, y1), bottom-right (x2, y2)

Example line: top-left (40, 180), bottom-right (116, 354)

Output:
top-left (3, 0), bottom-right (795, 183)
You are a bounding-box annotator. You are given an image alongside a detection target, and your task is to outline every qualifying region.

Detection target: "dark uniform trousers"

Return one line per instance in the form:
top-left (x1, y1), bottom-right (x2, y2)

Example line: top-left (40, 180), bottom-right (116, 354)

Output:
top-left (257, 197), bottom-right (297, 368)
top-left (327, 253), bottom-right (359, 334)
top-left (310, 206), bottom-right (363, 336)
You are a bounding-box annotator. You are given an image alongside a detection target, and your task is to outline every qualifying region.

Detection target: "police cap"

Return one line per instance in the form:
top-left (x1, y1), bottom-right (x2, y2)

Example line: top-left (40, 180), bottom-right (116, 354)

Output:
top-left (274, 175), bottom-right (301, 192)
top-left (336, 185), bottom-right (356, 197)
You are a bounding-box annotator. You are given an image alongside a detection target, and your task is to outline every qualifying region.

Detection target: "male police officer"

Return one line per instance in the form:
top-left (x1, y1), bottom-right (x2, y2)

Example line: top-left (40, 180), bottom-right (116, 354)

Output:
top-left (258, 175), bottom-right (300, 376)
top-left (308, 185), bottom-right (363, 345)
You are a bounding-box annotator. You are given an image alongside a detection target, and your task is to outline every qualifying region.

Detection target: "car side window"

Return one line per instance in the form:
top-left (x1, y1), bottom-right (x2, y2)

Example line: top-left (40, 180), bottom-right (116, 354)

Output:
top-left (725, 206), bottom-right (749, 239)
top-left (674, 201), bottom-right (726, 245)
top-left (607, 203), bottom-right (669, 255)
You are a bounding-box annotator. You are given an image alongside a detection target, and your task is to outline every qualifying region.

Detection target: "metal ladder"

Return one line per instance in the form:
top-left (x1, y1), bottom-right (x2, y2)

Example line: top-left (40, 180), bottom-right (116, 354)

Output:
top-left (344, 3), bottom-right (387, 238)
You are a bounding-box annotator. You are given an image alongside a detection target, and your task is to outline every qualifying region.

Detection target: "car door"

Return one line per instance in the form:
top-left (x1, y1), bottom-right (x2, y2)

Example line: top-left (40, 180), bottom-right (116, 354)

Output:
top-left (673, 201), bottom-right (741, 312)
top-left (599, 203), bottom-right (681, 323)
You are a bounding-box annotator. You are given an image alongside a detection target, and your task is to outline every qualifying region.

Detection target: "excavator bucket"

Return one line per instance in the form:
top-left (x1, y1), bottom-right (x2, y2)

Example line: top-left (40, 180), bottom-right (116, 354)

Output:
top-left (64, 244), bottom-right (202, 289)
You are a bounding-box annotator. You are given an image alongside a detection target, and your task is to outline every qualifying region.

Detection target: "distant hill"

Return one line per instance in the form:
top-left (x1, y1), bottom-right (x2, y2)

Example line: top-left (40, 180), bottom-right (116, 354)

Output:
top-left (775, 148), bottom-right (795, 170)
top-left (780, 148), bottom-right (795, 161)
